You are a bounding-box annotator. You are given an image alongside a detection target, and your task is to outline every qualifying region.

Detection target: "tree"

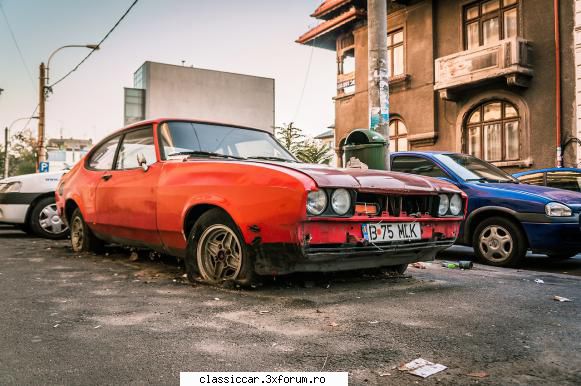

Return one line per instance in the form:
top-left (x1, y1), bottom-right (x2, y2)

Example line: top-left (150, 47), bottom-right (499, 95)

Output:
top-left (274, 122), bottom-right (333, 165)
top-left (0, 132), bottom-right (37, 177)
top-left (274, 122), bottom-right (306, 155)
top-left (296, 140), bottom-right (333, 165)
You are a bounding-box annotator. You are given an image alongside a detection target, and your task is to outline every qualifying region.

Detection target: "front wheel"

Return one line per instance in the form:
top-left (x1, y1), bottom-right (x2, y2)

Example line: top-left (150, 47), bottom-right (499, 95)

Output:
top-left (473, 216), bottom-right (527, 267)
top-left (185, 209), bottom-right (254, 286)
top-left (70, 208), bottom-right (104, 253)
top-left (29, 196), bottom-right (69, 239)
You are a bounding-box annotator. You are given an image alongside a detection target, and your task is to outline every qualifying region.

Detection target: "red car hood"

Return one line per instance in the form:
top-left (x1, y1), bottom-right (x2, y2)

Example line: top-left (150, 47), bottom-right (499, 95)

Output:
top-left (263, 162), bottom-right (460, 194)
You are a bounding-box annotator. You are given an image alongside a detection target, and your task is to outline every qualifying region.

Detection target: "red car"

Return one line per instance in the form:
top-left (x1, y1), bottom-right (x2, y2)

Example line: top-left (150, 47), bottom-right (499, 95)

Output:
top-left (56, 119), bottom-right (466, 285)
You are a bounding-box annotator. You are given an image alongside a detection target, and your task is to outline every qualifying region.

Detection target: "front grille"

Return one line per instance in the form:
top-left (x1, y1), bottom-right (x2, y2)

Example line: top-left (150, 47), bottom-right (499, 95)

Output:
top-left (356, 192), bottom-right (437, 217)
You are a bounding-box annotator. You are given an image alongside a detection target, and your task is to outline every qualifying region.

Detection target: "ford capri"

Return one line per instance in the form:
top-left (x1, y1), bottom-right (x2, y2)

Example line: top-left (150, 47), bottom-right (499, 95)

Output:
top-left (56, 119), bottom-right (466, 285)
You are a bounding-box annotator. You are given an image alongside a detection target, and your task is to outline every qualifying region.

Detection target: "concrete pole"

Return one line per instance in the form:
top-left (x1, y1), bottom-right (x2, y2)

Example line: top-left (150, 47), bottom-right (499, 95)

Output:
top-left (3, 126), bottom-right (8, 178)
top-left (37, 62), bottom-right (46, 172)
top-left (368, 0), bottom-right (390, 170)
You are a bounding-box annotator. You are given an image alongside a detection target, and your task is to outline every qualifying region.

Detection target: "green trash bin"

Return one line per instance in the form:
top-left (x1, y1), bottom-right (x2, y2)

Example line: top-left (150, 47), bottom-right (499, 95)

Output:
top-left (343, 129), bottom-right (387, 170)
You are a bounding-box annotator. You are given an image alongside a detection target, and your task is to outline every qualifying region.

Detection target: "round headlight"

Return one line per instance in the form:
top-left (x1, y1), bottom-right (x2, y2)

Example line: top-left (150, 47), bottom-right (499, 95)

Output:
top-left (331, 188), bottom-right (351, 215)
top-left (449, 194), bottom-right (462, 216)
top-left (307, 190), bottom-right (327, 216)
top-left (438, 194), bottom-right (450, 216)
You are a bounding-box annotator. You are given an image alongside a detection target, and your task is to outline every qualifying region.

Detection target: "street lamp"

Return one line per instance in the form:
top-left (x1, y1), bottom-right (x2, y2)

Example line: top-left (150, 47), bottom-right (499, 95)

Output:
top-left (37, 44), bottom-right (99, 171)
top-left (4, 116), bottom-right (39, 178)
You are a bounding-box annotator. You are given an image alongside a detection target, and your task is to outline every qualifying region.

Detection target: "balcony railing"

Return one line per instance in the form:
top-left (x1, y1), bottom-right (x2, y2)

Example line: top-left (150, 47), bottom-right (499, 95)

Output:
top-left (434, 37), bottom-right (533, 100)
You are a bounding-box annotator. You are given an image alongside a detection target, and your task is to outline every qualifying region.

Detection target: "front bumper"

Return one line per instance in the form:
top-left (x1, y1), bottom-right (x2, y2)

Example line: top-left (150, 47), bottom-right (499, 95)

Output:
top-left (522, 221), bottom-right (581, 254)
top-left (0, 204), bottom-right (29, 224)
top-left (253, 218), bottom-right (461, 275)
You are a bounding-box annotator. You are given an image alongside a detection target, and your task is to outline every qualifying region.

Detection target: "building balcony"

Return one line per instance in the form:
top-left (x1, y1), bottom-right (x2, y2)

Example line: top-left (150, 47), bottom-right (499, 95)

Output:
top-left (434, 37), bottom-right (533, 100)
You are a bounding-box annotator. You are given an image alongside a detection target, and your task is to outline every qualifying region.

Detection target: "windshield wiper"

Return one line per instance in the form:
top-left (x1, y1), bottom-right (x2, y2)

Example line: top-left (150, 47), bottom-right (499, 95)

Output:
top-left (466, 177), bottom-right (518, 183)
top-left (167, 151), bottom-right (245, 160)
top-left (247, 156), bottom-right (294, 163)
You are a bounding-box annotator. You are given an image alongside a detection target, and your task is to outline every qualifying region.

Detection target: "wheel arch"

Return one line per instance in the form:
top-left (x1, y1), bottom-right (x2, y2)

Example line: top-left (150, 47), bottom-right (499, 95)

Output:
top-left (64, 198), bottom-right (81, 224)
top-left (465, 206), bottom-right (530, 247)
top-left (183, 204), bottom-right (238, 240)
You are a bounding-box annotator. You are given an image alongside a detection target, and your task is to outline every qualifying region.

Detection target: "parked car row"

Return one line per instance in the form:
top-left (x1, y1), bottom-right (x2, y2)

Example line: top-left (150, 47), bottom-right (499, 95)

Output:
top-left (2, 118), bottom-right (581, 285)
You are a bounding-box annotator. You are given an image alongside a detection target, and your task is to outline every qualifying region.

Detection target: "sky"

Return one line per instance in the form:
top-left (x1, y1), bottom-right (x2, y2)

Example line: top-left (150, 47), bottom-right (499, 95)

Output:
top-left (0, 0), bottom-right (336, 145)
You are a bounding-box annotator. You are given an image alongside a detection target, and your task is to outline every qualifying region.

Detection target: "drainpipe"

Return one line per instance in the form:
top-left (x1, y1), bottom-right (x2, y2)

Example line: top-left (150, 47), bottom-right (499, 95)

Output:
top-left (554, 0), bottom-right (562, 167)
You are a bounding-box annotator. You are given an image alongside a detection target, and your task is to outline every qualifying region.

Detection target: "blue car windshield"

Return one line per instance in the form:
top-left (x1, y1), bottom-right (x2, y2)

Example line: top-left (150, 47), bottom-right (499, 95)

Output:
top-left (434, 154), bottom-right (518, 183)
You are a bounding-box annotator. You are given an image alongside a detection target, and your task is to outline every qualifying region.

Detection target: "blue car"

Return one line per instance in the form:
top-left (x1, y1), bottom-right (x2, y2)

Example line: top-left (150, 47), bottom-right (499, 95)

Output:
top-left (513, 167), bottom-right (581, 193)
top-left (390, 152), bottom-right (581, 267)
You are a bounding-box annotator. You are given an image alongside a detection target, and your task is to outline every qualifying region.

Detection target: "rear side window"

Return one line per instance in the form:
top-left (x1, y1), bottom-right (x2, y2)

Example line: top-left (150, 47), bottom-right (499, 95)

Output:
top-left (517, 172), bottom-right (545, 186)
top-left (546, 171), bottom-right (581, 192)
top-left (88, 136), bottom-right (121, 170)
top-left (116, 127), bottom-right (156, 170)
top-left (392, 156), bottom-right (449, 179)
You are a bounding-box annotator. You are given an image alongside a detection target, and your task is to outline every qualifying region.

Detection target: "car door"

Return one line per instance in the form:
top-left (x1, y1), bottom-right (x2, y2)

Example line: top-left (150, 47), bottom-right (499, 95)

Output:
top-left (94, 126), bottom-right (162, 247)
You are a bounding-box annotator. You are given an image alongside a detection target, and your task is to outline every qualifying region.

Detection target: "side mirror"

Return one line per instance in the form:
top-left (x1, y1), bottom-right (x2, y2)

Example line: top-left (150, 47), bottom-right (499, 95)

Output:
top-left (137, 153), bottom-right (148, 172)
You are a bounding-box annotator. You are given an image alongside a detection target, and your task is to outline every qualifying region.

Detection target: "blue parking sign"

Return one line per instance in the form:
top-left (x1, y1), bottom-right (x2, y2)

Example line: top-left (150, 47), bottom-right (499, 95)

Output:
top-left (39, 161), bottom-right (49, 173)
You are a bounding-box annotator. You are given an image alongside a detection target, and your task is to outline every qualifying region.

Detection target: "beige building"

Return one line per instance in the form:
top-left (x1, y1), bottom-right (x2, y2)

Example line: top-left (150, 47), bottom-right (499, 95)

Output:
top-left (124, 61), bottom-right (275, 133)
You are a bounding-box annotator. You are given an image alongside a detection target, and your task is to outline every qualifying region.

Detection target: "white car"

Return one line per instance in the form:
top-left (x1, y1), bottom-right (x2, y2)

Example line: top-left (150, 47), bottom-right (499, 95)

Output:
top-left (0, 171), bottom-right (68, 239)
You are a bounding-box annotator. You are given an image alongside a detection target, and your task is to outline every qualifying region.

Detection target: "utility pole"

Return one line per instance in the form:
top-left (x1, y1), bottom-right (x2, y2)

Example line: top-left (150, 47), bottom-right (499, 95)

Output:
top-left (37, 62), bottom-right (46, 172)
top-left (368, 0), bottom-right (390, 170)
top-left (3, 126), bottom-right (8, 178)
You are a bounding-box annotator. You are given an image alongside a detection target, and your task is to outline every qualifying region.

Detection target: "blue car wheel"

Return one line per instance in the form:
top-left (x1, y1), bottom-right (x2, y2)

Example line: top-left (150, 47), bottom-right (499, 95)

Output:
top-left (473, 216), bottom-right (527, 267)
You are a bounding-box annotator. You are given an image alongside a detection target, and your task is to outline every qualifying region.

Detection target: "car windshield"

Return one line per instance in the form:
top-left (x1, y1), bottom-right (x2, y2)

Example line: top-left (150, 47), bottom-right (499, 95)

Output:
top-left (433, 153), bottom-right (518, 183)
top-left (159, 121), bottom-right (296, 162)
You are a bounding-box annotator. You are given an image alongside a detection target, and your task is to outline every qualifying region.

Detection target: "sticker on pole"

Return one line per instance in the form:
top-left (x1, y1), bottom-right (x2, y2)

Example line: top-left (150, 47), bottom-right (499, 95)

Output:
top-left (39, 161), bottom-right (49, 173)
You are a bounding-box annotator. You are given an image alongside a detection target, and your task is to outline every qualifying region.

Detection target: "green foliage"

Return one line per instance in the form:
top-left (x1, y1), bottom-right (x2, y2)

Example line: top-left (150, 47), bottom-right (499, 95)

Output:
top-left (0, 133), bottom-right (37, 178)
top-left (296, 140), bottom-right (333, 165)
top-left (274, 122), bottom-right (333, 165)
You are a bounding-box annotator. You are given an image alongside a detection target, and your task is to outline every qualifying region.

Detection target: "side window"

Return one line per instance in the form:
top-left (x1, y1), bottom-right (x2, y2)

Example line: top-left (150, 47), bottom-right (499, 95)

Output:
top-left (546, 171), bottom-right (581, 192)
top-left (392, 156), bottom-right (449, 178)
top-left (116, 127), bottom-right (156, 170)
top-left (516, 172), bottom-right (544, 186)
top-left (88, 136), bottom-right (121, 170)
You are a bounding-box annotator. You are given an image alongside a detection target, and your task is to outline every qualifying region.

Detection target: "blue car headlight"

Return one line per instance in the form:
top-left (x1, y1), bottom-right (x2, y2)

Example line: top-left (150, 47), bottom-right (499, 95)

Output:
top-left (545, 202), bottom-right (572, 217)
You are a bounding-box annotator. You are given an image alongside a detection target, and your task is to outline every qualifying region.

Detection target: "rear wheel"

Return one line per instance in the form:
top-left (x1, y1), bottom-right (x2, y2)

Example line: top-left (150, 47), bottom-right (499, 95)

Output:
top-left (473, 216), bottom-right (527, 267)
top-left (29, 197), bottom-right (68, 240)
top-left (185, 209), bottom-right (254, 286)
top-left (70, 208), bottom-right (104, 253)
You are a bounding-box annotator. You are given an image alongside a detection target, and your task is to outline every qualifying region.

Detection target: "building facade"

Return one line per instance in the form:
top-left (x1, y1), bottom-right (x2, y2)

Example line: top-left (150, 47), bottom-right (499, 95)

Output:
top-left (124, 61), bottom-right (276, 133)
top-left (46, 138), bottom-right (93, 171)
top-left (298, 0), bottom-right (578, 170)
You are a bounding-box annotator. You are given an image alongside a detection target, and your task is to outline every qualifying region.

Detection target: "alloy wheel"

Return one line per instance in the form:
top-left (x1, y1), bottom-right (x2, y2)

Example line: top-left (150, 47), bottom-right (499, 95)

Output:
top-left (71, 216), bottom-right (84, 252)
top-left (478, 225), bottom-right (513, 263)
top-left (196, 224), bottom-right (242, 281)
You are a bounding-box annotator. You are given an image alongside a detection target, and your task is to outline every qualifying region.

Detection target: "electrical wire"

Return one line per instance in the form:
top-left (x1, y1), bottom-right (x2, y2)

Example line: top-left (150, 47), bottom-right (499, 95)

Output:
top-left (15, 104), bottom-right (39, 137)
top-left (0, 2), bottom-right (35, 90)
top-left (48, 0), bottom-right (139, 88)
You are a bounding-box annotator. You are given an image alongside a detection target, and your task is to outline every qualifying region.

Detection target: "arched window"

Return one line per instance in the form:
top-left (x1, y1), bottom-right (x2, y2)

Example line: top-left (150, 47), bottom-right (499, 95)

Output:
top-left (389, 119), bottom-right (408, 151)
top-left (464, 100), bottom-right (519, 162)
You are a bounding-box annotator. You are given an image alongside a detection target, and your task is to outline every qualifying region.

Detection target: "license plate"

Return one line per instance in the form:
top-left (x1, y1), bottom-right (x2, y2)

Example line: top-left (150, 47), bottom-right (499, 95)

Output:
top-left (362, 222), bottom-right (421, 242)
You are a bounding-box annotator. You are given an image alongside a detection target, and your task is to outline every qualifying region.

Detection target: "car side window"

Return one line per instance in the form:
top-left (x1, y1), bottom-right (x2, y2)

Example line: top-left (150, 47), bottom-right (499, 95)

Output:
top-left (517, 172), bottom-right (545, 186)
top-left (88, 135), bottom-right (121, 170)
top-left (392, 156), bottom-right (449, 179)
top-left (116, 127), bottom-right (156, 170)
top-left (546, 171), bottom-right (581, 192)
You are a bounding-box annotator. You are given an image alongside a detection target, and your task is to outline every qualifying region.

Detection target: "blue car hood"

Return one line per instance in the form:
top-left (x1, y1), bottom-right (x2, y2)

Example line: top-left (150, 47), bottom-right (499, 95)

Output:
top-left (475, 182), bottom-right (581, 204)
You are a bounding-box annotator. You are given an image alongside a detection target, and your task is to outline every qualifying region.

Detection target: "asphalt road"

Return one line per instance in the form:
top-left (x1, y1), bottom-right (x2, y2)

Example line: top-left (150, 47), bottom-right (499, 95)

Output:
top-left (0, 227), bottom-right (580, 385)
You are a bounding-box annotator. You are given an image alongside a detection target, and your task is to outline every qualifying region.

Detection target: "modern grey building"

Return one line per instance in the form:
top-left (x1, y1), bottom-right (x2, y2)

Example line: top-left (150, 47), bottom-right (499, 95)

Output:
top-left (124, 61), bottom-right (275, 133)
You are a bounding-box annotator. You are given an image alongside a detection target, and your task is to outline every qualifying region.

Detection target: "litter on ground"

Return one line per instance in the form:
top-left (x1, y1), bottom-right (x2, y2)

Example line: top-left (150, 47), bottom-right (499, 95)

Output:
top-left (398, 358), bottom-right (447, 378)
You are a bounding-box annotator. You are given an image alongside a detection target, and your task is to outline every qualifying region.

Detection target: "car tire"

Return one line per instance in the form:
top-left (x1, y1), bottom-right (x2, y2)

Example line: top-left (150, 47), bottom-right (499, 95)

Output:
top-left (70, 208), bottom-right (104, 254)
top-left (547, 252), bottom-right (578, 260)
top-left (472, 216), bottom-right (527, 267)
top-left (29, 196), bottom-right (69, 240)
top-left (185, 209), bottom-right (254, 286)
